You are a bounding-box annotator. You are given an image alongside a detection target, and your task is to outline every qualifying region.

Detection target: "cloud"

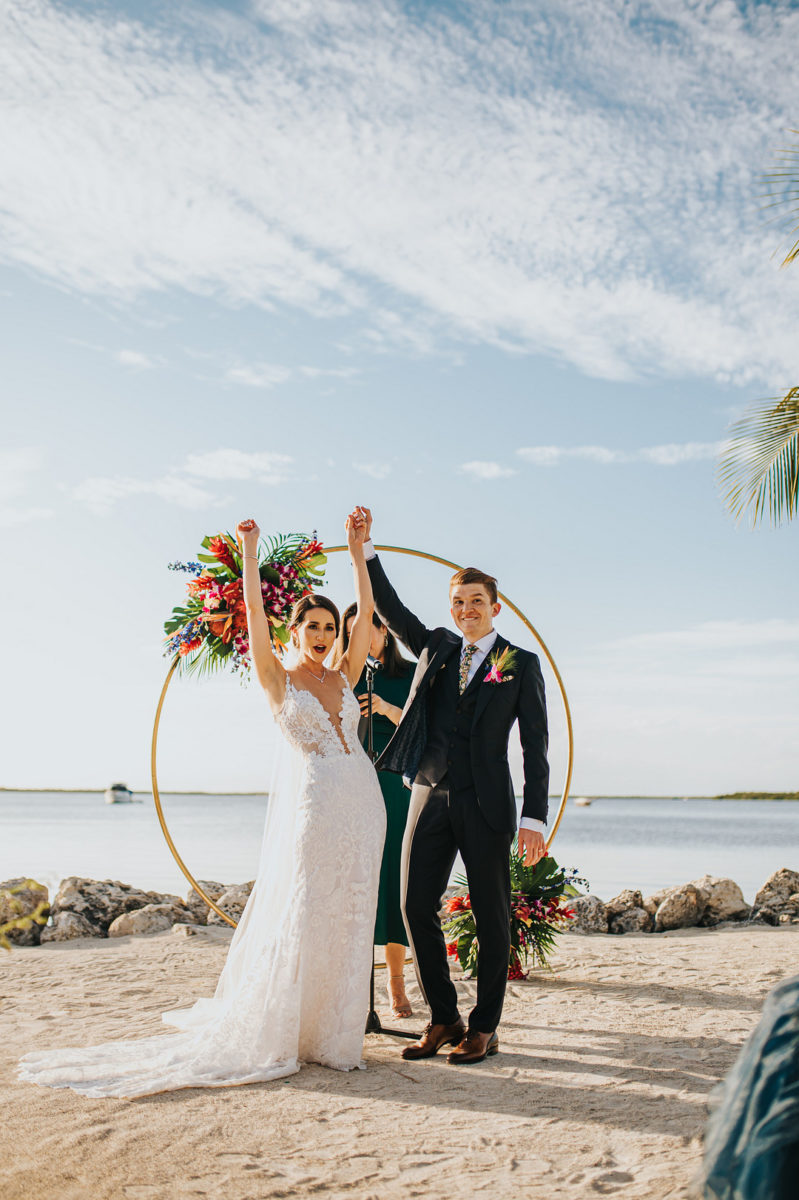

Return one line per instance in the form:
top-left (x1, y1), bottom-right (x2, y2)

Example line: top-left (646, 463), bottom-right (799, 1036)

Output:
top-left (224, 361), bottom-right (358, 388)
top-left (73, 474), bottom-right (220, 515)
top-left (517, 441), bottom-right (724, 467)
top-left (2, 2), bottom-right (799, 383)
top-left (460, 460), bottom-right (517, 480)
top-left (0, 505), bottom-right (54, 528)
top-left (181, 449), bottom-right (292, 481)
top-left (224, 363), bottom-right (293, 389)
top-left (73, 447), bottom-right (295, 513)
top-left (0, 448), bottom-right (54, 526)
top-left (607, 618), bottom-right (799, 656)
top-left (299, 365), bottom-right (360, 380)
top-left (0, 447), bottom-right (43, 500)
top-left (115, 349), bottom-right (156, 369)
top-left (353, 461), bottom-right (391, 480)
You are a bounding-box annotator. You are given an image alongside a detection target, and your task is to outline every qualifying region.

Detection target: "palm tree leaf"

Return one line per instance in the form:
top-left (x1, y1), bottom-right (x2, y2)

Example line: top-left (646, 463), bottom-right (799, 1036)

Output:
top-left (763, 129), bottom-right (799, 267)
top-left (718, 390), bottom-right (799, 526)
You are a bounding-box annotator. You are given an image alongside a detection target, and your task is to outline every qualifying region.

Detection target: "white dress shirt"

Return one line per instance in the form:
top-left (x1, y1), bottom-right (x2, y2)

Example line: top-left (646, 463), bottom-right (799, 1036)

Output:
top-left (363, 540), bottom-right (546, 836)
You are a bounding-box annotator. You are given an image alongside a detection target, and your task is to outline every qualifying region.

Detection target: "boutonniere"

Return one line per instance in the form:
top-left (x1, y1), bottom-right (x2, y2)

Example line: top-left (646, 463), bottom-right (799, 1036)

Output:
top-left (483, 646), bottom-right (518, 684)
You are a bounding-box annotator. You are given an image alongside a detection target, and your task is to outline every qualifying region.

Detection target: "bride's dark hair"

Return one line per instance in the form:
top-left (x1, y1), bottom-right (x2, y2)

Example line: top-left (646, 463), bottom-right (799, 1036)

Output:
top-left (337, 603), bottom-right (413, 678)
top-left (288, 594), bottom-right (341, 639)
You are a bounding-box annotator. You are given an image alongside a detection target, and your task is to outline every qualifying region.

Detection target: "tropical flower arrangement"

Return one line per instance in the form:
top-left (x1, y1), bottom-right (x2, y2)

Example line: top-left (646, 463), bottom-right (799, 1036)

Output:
top-left (443, 844), bottom-right (585, 980)
top-left (164, 531), bottom-right (327, 675)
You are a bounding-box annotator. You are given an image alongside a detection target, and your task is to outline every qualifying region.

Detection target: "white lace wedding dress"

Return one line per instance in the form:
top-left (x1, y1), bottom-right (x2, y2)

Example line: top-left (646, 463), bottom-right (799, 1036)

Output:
top-left (18, 675), bottom-right (386, 1098)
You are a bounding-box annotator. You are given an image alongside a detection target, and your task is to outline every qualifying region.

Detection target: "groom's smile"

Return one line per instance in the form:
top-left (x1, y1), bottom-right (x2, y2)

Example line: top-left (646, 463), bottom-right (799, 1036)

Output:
top-left (450, 584), bottom-right (501, 643)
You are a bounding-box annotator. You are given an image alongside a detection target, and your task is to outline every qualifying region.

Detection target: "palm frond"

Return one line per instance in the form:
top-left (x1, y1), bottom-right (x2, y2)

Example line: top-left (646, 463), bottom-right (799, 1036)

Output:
top-left (762, 129), bottom-right (799, 267)
top-left (261, 531), bottom-right (311, 560)
top-left (718, 390), bottom-right (799, 527)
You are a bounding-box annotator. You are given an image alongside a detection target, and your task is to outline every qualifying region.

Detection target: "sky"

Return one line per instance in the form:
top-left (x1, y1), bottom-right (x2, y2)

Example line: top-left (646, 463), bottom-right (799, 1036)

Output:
top-left (1, 0), bottom-right (798, 799)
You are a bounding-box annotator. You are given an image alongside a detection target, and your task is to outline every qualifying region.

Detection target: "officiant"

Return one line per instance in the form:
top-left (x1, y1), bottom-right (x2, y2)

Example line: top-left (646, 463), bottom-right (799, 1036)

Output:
top-left (340, 605), bottom-right (415, 1019)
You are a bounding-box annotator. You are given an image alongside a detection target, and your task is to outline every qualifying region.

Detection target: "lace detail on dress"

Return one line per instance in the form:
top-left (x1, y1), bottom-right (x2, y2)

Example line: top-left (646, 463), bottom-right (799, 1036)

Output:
top-left (18, 674), bottom-right (386, 1097)
top-left (276, 674), bottom-right (362, 758)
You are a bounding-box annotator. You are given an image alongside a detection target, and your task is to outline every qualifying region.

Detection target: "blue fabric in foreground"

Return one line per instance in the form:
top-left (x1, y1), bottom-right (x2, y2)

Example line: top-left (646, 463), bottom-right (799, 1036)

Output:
top-left (703, 973), bottom-right (799, 1200)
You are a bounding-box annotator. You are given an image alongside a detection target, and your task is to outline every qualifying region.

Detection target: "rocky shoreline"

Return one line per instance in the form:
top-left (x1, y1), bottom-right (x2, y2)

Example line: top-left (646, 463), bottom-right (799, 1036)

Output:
top-left (2, 868), bottom-right (798, 947)
top-left (570, 868), bottom-right (799, 934)
top-left (0, 877), bottom-right (253, 946)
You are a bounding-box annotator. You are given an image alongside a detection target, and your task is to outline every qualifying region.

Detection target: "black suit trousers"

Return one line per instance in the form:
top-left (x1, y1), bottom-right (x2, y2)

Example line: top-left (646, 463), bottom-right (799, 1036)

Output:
top-left (402, 778), bottom-right (514, 1033)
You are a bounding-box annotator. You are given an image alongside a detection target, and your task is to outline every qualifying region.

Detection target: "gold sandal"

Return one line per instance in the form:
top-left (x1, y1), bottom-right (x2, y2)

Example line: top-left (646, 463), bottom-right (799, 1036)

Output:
top-left (387, 974), bottom-right (413, 1019)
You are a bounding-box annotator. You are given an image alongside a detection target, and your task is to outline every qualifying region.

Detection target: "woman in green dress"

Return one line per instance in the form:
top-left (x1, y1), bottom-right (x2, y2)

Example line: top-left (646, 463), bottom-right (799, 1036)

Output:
top-left (340, 604), bottom-right (415, 1018)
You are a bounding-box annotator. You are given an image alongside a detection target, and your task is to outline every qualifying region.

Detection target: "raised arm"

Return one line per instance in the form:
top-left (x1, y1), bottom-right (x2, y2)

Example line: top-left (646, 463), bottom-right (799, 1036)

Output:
top-left (336, 509), bottom-right (375, 688)
top-left (237, 518), bottom-right (286, 713)
top-left (360, 507), bottom-right (431, 658)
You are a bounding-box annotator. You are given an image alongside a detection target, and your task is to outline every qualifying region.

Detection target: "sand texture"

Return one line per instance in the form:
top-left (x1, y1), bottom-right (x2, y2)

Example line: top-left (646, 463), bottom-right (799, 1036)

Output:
top-left (2, 924), bottom-right (797, 1199)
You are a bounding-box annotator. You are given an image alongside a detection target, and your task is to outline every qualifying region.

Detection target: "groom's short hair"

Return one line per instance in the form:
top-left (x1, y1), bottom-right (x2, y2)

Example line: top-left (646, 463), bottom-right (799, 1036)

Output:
top-left (449, 567), bottom-right (498, 605)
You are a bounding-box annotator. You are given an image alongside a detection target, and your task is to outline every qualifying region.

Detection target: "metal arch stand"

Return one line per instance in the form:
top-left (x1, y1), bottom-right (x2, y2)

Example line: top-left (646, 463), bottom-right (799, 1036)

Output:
top-left (150, 544), bottom-right (574, 993)
top-left (362, 656), bottom-right (420, 1041)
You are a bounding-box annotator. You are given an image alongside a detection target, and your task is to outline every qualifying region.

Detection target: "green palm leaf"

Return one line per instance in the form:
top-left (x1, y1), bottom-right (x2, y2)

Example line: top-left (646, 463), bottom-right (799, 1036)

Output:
top-left (718, 390), bottom-right (799, 527)
top-left (762, 129), bottom-right (799, 268)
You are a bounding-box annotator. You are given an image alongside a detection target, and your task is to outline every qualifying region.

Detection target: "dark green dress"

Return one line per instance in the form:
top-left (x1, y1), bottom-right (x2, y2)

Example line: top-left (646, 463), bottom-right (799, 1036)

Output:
top-left (356, 666), bottom-right (413, 946)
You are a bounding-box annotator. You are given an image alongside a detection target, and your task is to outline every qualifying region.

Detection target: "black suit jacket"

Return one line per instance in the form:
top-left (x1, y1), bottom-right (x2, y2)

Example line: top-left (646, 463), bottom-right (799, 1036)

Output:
top-left (367, 555), bottom-right (549, 833)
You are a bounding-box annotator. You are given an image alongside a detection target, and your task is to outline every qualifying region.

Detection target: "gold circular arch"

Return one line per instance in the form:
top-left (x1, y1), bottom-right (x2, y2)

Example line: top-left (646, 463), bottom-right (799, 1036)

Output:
top-left (151, 543), bottom-right (574, 929)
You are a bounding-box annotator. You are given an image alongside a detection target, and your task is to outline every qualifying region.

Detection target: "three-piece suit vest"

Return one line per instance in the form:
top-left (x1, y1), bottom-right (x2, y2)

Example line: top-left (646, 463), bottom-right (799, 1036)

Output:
top-left (416, 649), bottom-right (483, 792)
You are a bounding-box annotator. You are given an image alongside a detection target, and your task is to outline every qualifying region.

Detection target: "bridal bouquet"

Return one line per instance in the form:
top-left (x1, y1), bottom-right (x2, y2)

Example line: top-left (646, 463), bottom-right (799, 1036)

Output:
top-left (443, 847), bottom-right (584, 979)
top-left (164, 531), bottom-right (327, 675)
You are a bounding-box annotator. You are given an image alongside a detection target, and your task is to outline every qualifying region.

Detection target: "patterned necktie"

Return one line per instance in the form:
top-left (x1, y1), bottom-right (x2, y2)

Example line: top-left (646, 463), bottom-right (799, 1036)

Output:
top-left (459, 644), bottom-right (477, 694)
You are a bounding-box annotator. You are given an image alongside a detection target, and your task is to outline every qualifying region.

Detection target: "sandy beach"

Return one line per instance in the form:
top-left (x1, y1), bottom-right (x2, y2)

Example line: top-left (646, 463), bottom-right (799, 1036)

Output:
top-left (2, 924), bottom-right (796, 1200)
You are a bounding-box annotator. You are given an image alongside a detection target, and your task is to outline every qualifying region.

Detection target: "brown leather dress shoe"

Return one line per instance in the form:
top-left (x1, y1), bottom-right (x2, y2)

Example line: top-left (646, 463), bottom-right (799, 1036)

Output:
top-left (401, 1020), bottom-right (467, 1061)
top-left (447, 1029), bottom-right (499, 1064)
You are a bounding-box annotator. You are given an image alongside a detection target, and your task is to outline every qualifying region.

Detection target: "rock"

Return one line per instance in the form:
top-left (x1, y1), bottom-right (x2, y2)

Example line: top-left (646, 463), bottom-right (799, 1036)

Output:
top-left (605, 888), bottom-right (651, 933)
top-left (51, 877), bottom-right (186, 934)
top-left (108, 904), bottom-right (188, 937)
top-left (606, 888), bottom-right (644, 916)
top-left (570, 894), bottom-right (608, 934)
top-left (185, 880), bottom-right (227, 925)
top-left (643, 887), bottom-right (673, 917)
top-left (207, 882), bottom-right (254, 925)
top-left (0, 877), bottom-right (50, 946)
top-left (609, 906), bottom-right (652, 934)
top-left (40, 911), bottom-right (101, 942)
top-left (654, 883), bottom-right (706, 931)
top-left (689, 875), bottom-right (750, 925)
top-left (751, 869), bottom-right (799, 925)
top-left (172, 922), bottom-right (201, 937)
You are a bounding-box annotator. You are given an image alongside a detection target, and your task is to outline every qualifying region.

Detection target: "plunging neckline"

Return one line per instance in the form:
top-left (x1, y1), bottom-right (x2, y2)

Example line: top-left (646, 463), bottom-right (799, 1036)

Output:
top-left (284, 673), bottom-right (352, 756)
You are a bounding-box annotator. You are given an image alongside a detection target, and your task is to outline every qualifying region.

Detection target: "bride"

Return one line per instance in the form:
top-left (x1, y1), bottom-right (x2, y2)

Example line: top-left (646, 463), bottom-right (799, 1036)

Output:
top-left (19, 509), bottom-right (386, 1097)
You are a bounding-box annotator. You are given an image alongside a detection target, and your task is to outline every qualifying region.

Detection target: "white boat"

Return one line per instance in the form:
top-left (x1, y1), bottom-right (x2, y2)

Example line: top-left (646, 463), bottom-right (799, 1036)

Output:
top-left (104, 783), bottom-right (139, 805)
top-left (573, 796), bottom-right (593, 807)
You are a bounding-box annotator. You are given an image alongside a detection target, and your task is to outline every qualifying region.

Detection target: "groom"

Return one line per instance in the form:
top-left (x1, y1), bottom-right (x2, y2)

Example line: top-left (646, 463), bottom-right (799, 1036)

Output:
top-left (360, 509), bottom-right (549, 1064)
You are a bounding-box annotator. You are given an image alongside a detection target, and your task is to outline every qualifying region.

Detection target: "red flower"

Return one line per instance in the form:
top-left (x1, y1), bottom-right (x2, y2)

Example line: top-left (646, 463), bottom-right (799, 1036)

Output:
top-left (507, 952), bottom-right (528, 981)
top-left (220, 579), bottom-right (243, 603)
top-left (296, 538), bottom-right (323, 562)
top-left (446, 942), bottom-right (458, 959)
top-left (446, 895), bottom-right (470, 914)
top-left (208, 535), bottom-right (238, 572)
top-left (187, 572), bottom-right (216, 596)
top-left (178, 637), bottom-right (202, 657)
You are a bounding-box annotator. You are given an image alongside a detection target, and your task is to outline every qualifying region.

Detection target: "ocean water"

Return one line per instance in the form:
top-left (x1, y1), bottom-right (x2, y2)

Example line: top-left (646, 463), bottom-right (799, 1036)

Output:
top-left (1, 792), bottom-right (797, 904)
